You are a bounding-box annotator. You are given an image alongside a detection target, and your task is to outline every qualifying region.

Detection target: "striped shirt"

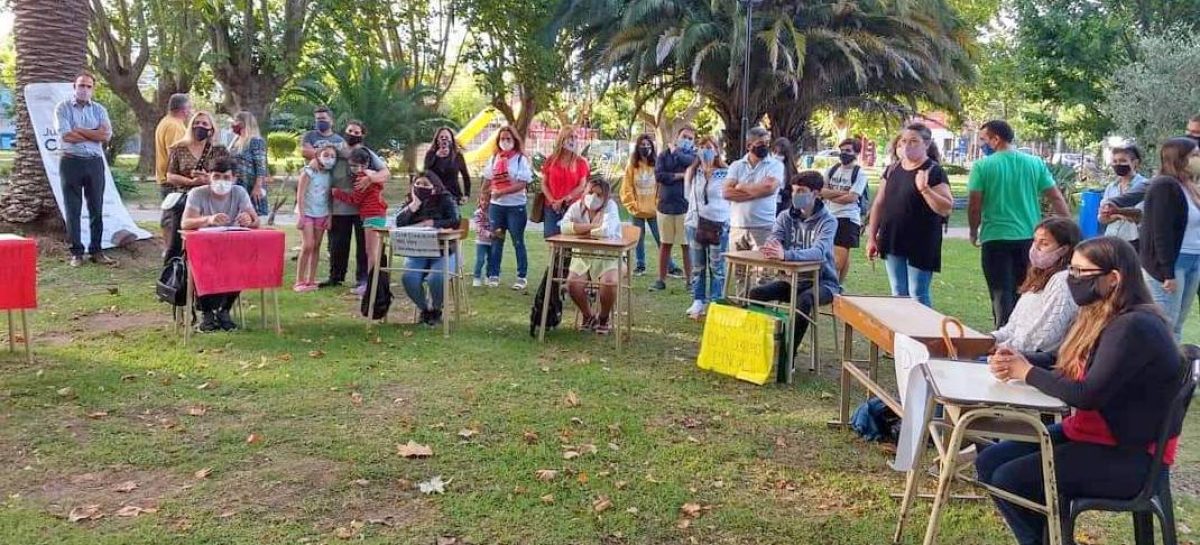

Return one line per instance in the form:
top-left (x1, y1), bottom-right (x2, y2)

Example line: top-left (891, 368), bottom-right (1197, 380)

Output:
top-left (54, 99), bottom-right (110, 158)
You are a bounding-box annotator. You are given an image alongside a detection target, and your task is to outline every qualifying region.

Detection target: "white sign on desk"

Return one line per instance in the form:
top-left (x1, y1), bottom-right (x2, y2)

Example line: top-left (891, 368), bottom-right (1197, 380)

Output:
top-left (894, 334), bottom-right (930, 406)
top-left (391, 227), bottom-right (441, 257)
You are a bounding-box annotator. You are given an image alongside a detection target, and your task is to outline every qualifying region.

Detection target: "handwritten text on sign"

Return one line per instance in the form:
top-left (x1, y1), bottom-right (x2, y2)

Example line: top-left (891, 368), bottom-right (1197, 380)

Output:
top-left (391, 228), bottom-right (442, 258)
top-left (185, 230), bottom-right (285, 296)
top-left (696, 304), bottom-right (777, 385)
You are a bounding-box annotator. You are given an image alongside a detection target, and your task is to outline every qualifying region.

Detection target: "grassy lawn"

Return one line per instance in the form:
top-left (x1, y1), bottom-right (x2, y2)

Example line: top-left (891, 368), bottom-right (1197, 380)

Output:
top-left (1, 222), bottom-right (1196, 545)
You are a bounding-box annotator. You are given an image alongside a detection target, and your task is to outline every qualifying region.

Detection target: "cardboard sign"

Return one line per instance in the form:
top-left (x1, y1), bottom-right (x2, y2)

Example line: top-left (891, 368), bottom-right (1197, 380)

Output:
top-left (696, 303), bottom-right (778, 385)
top-left (391, 227), bottom-right (442, 257)
top-left (185, 230), bottom-right (285, 296)
top-left (0, 235), bottom-right (37, 309)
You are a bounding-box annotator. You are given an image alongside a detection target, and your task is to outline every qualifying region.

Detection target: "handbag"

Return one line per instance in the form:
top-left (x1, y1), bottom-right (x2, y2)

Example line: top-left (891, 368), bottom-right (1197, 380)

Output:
top-left (693, 168), bottom-right (723, 246)
top-left (530, 192), bottom-right (546, 224)
top-left (156, 256), bottom-right (188, 307)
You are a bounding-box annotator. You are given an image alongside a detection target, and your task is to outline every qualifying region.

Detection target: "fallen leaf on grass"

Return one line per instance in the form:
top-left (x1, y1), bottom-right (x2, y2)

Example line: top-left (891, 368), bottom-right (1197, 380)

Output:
top-left (615, 480), bottom-right (628, 490)
top-left (593, 496), bottom-right (612, 513)
top-left (457, 428), bottom-right (478, 440)
top-left (333, 520), bottom-right (364, 539)
top-left (540, 494), bottom-right (555, 504)
top-left (680, 503), bottom-right (703, 518)
top-left (535, 469), bottom-right (559, 482)
top-left (112, 480), bottom-right (138, 493)
top-left (397, 441), bottom-right (434, 458)
top-left (580, 443), bottom-right (598, 454)
top-left (187, 406), bottom-right (207, 416)
top-left (523, 431), bottom-right (539, 444)
top-left (302, 312), bottom-right (321, 319)
top-left (418, 476), bottom-right (448, 494)
top-left (57, 387), bottom-right (76, 399)
top-left (68, 505), bottom-right (103, 522)
top-left (245, 433), bottom-right (262, 444)
top-left (577, 472), bottom-right (589, 485)
top-left (277, 353), bottom-right (293, 361)
top-left (436, 537), bottom-right (459, 545)
top-left (563, 390), bottom-right (580, 407)
top-left (350, 392), bottom-right (363, 406)
top-left (775, 436), bottom-right (788, 448)
top-left (115, 505), bottom-right (157, 517)
top-left (194, 467), bottom-right (212, 479)
top-left (85, 411), bottom-right (108, 419)
top-left (352, 478), bottom-right (370, 487)
top-left (196, 382), bottom-right (214, 390)
top-left (562, 450), bottom-right (580, 460)
top-left (308, 350), bottom-right (325, 359)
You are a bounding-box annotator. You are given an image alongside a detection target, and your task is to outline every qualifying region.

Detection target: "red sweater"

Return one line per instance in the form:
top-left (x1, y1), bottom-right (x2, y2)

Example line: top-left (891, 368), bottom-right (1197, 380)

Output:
top-left (332, 180), bottom-right (388, 219)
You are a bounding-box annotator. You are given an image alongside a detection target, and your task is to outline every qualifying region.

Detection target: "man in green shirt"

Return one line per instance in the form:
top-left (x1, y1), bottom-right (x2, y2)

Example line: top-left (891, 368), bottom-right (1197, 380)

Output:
top-left (967, 120), bottom-right (1070, 328)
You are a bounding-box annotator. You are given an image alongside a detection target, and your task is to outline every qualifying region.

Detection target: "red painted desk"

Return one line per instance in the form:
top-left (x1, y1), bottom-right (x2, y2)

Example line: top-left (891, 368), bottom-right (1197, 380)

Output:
top-left (182, 229), bottom-right (285, 342)
top-left (0, 234), bottom-right (36, 362)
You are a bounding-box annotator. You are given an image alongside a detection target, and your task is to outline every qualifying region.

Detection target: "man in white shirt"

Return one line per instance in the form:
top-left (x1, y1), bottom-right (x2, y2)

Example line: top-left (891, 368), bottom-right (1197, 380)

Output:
top-left (724, 127), bottom-right (784, 250)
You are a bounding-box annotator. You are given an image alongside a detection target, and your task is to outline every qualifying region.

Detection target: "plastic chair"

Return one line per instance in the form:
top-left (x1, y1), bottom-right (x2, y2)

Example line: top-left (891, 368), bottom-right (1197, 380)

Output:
top-left (1061, 344), bottom-right (1200, 545)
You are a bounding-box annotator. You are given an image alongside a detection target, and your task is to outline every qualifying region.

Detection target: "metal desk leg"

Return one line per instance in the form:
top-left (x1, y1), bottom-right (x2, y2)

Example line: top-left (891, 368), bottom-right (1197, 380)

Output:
top-left (614, 255), bottom-right (622, 352)
top-left (811, 268), bottom-right (821, 373)
top-left (442, 250), bottom-right (451, 338)
top-left (6, 310), bottom-right (12, 353)
top-left (273, 289), bottom-right (281, 334)
top-left (20, 310), bottom-right (31, 363)
top-left (893, 398), bottom-right (938, 544)
top-left (784, 272), bottom-right (797, 384)
top-left (537, 246), bottom-right (557, 342)
top-left (259, 290), bottom-right (267, 328)
top-left (921, 412), bottom-right (970, 545)
top-left (184, 274), bottom-right (193, 345)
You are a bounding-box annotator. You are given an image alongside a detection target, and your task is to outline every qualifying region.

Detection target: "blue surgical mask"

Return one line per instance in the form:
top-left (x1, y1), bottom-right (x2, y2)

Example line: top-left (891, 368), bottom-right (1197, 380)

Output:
top-left (677, 138), bottom-right (695, 153)
top-left (791, 192), bottom-right (814, 214)
top-left (700, 149), bottom-right (716, 163)
top-left (981, 143), bottom-right (995, 156)
top-left (316, 120), bottom-right (332, 133)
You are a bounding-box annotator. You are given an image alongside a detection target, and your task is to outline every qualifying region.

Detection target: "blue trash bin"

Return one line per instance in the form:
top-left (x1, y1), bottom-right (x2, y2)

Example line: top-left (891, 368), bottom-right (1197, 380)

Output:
top-left (1079, 189), bottom-right (1104, 239)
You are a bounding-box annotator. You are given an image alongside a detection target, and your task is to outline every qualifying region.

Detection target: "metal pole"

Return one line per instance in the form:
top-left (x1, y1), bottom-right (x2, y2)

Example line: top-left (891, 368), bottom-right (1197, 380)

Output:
top-left (740, 0), bottom-right (754, 151)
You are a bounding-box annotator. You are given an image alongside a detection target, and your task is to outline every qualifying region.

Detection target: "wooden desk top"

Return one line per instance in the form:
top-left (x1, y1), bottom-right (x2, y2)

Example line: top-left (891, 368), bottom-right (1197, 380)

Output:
top-left (834, 295), bottom-right (993, 358)
top-left (924, 359), bottom-right (1067, 411)
top-left (546, 232), bottom-right (638, 251)
top-left (723, 250), bottom-right (823, 272)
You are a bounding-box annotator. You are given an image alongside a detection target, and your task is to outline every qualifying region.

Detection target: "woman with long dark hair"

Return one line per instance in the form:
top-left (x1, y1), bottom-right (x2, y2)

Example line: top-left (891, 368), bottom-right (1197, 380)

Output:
top-left (423, 127), bottom-right (471, 204)
top-left (771, 137), bottom-right (800, 215)
top-left (979, 236), bottom-right (1182, 545)
top-left (619, 133), bottom-right (669, 275)
top-left (990, 217), bottom-right (1082, 353)
top-left (864, 122), bottom-right (954, 307)
top-left (396, 171), bottom-right (463, 326)
top-left (1140, 136), bottom-right (1200, 340)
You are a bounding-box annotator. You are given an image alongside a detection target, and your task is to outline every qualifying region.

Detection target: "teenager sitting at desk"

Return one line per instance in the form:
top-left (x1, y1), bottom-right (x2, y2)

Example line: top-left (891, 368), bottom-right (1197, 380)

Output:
top-left (395, 172), bottom-right (461, 327)
top-left (748, 171), bottom-right (841, 351)
top-left (559, 179), bottom-right (623, 335)
top-left (990, 217), bottom-right (1082, 354)
top-left (179, 157), bottom-right (260, 332)
top-left (978, 236), bottom-right (1182, 545)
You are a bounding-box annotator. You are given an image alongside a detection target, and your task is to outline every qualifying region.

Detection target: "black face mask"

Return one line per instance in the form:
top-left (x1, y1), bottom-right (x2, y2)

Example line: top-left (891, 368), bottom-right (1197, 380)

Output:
top-left (345, 134), bottom-right (364, 147)
top-left (639, 145), bottom-right (654, 158)
top-left (415, 187), bottom-right (434, 201)
top-left (1113, 164), bottom-right (1132, 177)
top-left (752, 145), bottom-right (769, 159)
top-left (1066, 274), bottom-right (1107, 307)
top-left (839, 152), bottom-right (856, 166)
top-left (192, 126), bottom-right (210, 141)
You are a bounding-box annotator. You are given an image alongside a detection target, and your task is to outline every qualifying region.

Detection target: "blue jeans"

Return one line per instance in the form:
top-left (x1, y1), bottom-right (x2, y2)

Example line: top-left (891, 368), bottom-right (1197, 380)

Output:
top-left (631, 216), bottom-right (678, 271)
top-left (473, 243), bottom-right (491, 279)
top-left (687, 224), bottom-right (729, 302)
top-left (488, 203), bottom-right (528, 279)
top-left (543, 204), bottom-right (564, 239)
top-left (402, 254), bottom-right (458, 311)
top-left (884, 254), bottom-right (934, 308)
top-left (1146, 252), bottom-right (1200, 341)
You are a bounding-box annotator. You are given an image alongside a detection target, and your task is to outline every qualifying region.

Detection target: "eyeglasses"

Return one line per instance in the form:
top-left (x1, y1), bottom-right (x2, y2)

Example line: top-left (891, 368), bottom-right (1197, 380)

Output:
top-left (1068, 266), bottom-right (1111, 278)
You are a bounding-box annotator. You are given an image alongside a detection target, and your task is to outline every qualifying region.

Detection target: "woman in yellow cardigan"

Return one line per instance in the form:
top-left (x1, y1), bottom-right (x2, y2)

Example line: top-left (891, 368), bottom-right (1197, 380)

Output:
top-left (620, 133), bottom-right (677, 276)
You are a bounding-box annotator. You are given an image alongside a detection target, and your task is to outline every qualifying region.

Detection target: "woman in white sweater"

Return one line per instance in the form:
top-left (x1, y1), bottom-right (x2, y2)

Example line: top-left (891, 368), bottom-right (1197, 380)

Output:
top-left (991, 217), bottom-right (1082, 353)
top-left (559, 179), bottom-right (623, 334)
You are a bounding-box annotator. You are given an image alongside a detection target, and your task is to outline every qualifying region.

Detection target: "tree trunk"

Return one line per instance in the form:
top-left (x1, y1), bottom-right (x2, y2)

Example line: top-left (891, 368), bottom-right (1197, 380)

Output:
top-left (767, 100), bottom-right (816, 150)
top-left (0, 0), bottom-right (88, 228)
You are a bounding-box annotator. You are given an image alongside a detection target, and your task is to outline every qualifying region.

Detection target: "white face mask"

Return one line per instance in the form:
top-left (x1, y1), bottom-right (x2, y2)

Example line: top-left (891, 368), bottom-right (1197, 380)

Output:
top-left (211, 179), bottom-right (233, 196)
top-left (499, 140), bottom-right (514, 152)
top-left (319, 156), bottom-right (336, 169)
top-left (584, 193), bottom-right (602, 209)
top-left (565, 140), bottom-right (578, 153)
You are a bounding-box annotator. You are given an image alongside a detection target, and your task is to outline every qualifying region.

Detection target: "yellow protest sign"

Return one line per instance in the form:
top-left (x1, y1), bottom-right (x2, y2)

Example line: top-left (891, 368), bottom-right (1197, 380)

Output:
top-left (696, 303), bottom-right (779, 385)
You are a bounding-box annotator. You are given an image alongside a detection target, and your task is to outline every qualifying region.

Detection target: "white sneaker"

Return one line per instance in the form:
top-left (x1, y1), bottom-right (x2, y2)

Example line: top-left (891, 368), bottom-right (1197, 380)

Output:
top-left (486, 277), bottom-right (500, 288)
top-left (512, 277), bottom-right (528, 291)
top-left (472, 277), bottom-right (483, 288)
top-left (686, 300), bottom-right (705, 318)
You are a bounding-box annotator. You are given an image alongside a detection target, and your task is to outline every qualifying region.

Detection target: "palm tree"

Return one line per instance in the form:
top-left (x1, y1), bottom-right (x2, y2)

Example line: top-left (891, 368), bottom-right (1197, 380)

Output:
top-left (0, 0), bottom-right (89, 227)
top-left (560, 0), bottom-right (974, 155)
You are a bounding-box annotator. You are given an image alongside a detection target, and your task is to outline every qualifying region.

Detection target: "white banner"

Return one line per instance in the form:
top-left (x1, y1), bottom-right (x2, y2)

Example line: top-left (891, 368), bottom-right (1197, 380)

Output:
top-left (24, 82), bottom-right (151, 249)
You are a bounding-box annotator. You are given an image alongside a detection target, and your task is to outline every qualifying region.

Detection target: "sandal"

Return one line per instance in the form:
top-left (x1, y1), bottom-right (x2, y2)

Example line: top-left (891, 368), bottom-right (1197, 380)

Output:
top-left (593, 319), bottom-right (611, 335)
top-left (581, 314), bottom-right (596, 332)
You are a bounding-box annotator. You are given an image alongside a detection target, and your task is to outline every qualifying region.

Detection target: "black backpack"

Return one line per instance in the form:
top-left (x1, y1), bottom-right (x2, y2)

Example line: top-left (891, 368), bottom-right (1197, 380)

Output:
top-left (827, 164), bottom-right (869, 211)
top-left (529, 254), bottom-right (571, 337)
top-left (360, 270), bottom-right (393, 320)
top-left (156, 256), bottom-right (188, 307)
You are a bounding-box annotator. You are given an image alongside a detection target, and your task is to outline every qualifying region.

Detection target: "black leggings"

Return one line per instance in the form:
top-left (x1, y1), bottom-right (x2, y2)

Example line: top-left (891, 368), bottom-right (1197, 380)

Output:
top-left (747, 280), bottom-right (834, 351)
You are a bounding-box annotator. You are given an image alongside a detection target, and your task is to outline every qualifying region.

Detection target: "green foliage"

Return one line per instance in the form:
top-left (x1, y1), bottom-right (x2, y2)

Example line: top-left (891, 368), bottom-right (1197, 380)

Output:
top-left (1045, 163), bottom-right (1080, 213)
top-left (110, 167), bottom-right (139, 198)
top-left (1105, 29), bottom-right (1200, 161)
top-left (93, 86), bottom-right (138, 165)
top-left (287, 57), bottom-right (452, 155)
top-left (267, 131), bottom-right (300, 159)
top-left (441, 76), bottom-right (490, 127)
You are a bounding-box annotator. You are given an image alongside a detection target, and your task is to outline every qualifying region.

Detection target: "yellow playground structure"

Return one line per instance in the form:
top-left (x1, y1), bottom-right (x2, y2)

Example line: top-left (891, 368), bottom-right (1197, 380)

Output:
top-left (458, 108), bottom-right (501, 166)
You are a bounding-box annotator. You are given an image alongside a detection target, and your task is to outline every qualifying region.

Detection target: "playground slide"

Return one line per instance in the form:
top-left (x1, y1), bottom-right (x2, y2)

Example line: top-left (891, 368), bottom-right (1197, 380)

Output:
top-left (459, 108), bottom-right (498, 166)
